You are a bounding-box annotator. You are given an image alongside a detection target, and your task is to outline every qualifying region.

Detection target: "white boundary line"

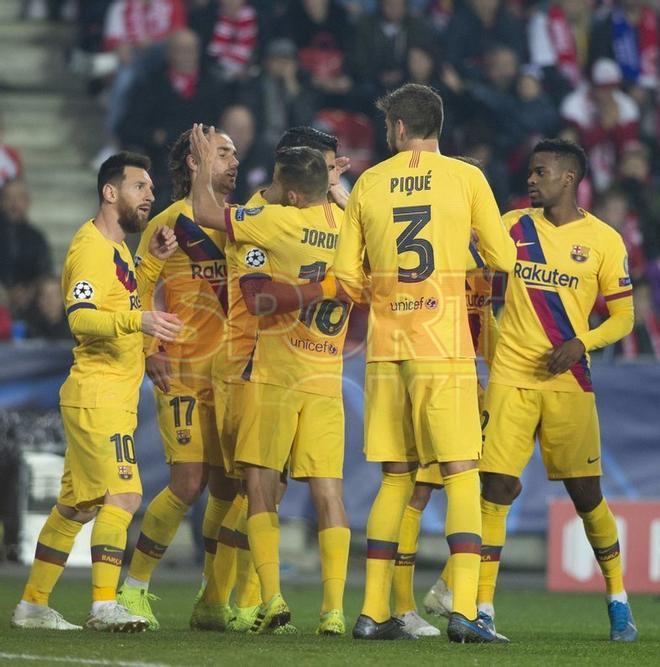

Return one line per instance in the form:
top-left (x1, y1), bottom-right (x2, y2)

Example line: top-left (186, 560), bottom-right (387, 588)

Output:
top-left (0, 653), bottom-right (172, 667)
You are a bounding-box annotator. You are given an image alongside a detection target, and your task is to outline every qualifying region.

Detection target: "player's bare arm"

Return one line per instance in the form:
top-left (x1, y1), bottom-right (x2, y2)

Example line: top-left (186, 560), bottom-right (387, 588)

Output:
top-left (190, 123), bottom-right (228, 231)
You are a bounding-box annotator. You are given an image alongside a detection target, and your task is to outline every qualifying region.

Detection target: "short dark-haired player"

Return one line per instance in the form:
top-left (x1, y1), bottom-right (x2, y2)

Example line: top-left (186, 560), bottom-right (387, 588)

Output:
top-left (11, 152), bottom-right (181, 631)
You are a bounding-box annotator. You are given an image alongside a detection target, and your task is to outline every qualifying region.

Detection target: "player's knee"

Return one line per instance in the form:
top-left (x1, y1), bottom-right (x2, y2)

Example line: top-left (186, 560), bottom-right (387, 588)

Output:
top-left (170, 479), bottom-right (204, 506)
top-left (207, 466), bottom-right (238, 501)
top-left (481, 472), bottom-right (521, 505)
top-left (106, 492), bottom-right (142, 515)
top-left (563, 476), bottom-right (602, 514)
top-left (382, 461), bottom-right (417, 475)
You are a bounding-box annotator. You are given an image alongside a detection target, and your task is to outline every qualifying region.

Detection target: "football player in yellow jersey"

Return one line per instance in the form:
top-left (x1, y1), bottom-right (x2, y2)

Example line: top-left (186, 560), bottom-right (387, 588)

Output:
top-left (474, 139), bottom-right (636, 641)
top-left (116, 128), bottom-right (239, 630)
top-left (392, 239), bottom-right (499, 638)
top-left (191, 130), bottom-right (352, 636)
top-left (333, 83), bottom-right (516, 642)
top-left (11, 152), bottom-right (182, 632)
top-left (209, 126), bottom-right (349, 633)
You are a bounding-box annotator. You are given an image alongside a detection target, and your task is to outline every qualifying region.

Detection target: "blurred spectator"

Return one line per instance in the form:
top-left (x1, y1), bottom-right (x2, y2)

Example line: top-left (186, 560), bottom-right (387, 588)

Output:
top-left (117, 28), bottom-right (223, 210)
top-left (616, 140), bottom-right (660, 260)
top-left (241, 39), bottom-right (317, 150)
top-left (0, 113), bottom-right (23, 189)
top-left (619, 282), bottom-right (660, 358)
top-left (24, 276), bottom-right (70, 340)
top-left (443, 0), bottom-right (527, 83)
top-left (283, 0), bottom-right (354, 105)
top-left (220, 104), bottom-right (271, 203)
top-left (207, 0), bottom-right (258, 83)
top-left (595, 186), bottom-right (646, 281)
top-left (351, 0), bottom-right (432, 105)
top-left (0, 179), bottom-right (52, 285)
top-left (560, 58), bottom-right (640, 191)
top-left (0, 180), bottom-right (53, 316)
top-left (589, 1), bottom-right (658, 100)
top-left (94, 0), bottom-right (187, 166)
top-left (527, 0), bottom-right (592, 101)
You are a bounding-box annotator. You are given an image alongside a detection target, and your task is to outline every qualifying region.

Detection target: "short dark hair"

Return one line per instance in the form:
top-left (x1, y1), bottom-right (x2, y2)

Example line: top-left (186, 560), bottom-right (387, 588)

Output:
top-left (276, 147), bottom-right (328, 200)
top-left (276, 126), bottom-right (338, 154)
top-left (532, 138), bottom-right (588, 183)
top-left (97, 151), bottom-right (151, 203)
top-left (376, 83), bottom-right (444, 140)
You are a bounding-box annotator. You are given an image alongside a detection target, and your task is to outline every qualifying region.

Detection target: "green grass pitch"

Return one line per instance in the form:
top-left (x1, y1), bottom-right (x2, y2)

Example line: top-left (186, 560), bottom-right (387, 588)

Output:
top-left (1, 571), bottom-right (659, 666)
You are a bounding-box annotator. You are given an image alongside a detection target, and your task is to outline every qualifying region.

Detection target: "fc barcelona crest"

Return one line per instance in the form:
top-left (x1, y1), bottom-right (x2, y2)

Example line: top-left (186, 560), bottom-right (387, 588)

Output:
top-left (177, 429), bottom-right (191, 445)
top-left (570, 245), bottom-right (590, 263)
top-left (118, 465), bottom-right (133, 480)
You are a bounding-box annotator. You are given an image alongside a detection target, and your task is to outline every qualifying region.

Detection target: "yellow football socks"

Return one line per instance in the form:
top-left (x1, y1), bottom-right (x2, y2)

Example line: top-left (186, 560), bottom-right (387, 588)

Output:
top-left (204, 494), bottom-right (240, 605)
top-left (22, 507), bottom-right (83, 605)
top-left (444, 469), bottom-right (481, 620)
top-left (128, 487), bottom-right (189, 583)
top-left (91, 505), bottom-right (132, 602)
top-left (362, 470), bottom-right (416, 622)
top-left (234, 495), bottom-right (261, 608)
top-left (202, 494), bottom-right (233, 583)
top-left (477, 497), bottom-right (510, 609)
top-left (579, 498), bottom-right (624, 596)
top-left (393, 504), bottom-right (422, 615)
top-left (247, 511), bottom-right (280, 603)
top-left (319, 526), bottom-right (351, 613)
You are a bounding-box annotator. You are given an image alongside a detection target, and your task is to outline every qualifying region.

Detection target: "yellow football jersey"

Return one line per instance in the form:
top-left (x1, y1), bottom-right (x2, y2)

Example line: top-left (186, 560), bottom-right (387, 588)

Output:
top-left (135, 199), bottom-right (227, 392)
top-left (490, 208), bottom-right (633, 392)
top-left (225, 201), bottom-right (349, 397)
top-left (334, 150), bottom-right (515, 361)
top-left (466, 242), bottom-right (498, 363)
top-left (60, 220), bottom-right (161, 411)
top-left (214, 190), bottom-right (267, 384)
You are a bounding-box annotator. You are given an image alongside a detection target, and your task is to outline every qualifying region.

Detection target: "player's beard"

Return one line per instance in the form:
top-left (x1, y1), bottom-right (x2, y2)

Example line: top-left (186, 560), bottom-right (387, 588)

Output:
top-left (213, 172), bottom-right (236, 197)
top-left (117, 197), bottom-right (146, 233)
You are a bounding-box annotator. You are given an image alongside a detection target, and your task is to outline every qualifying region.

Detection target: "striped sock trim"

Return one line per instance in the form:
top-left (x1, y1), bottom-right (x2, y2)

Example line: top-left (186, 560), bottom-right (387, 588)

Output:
top-left (135, 533), bottom-right (168, 560)
top-left (217, 526), bottom-right (236, 548)
top-left (34, 542), bottom-right (69, 567)
top-left (234, 530), bottom-right (250, 551)
top-left (447, 532), bottom-right (482, 556)
top-left (394, 551), bottom-right (416, 567)
top-left (594, 541), bottom-right (620, 563)
top-left (91, 544), bottom-right (124, 567)
top-left (203, 536), bottom-right (218, 555)
top-left (366, 539), bottom-right (398, 560)
top-left (480, 545), bottom-right (503, 562)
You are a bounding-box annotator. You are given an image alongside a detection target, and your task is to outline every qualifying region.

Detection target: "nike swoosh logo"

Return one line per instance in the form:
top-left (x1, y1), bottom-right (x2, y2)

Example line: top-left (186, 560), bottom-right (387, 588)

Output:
top-left (587, 456), bottom-right (600, 464)
top-left (187, 239), bottom-right (205, 247)
top-left (515, 240), bottom-right (535, 247)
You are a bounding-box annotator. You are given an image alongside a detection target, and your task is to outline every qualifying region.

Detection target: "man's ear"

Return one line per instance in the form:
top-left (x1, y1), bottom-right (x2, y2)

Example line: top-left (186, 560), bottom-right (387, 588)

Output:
top-left (102, 183), bottom-right (117, 204)
top-left (287, 189), bottom-right (299, 207)
top-left (396, 118), bottom-right (406, 143)
top-left (186, 152), bottom-right (198, 172)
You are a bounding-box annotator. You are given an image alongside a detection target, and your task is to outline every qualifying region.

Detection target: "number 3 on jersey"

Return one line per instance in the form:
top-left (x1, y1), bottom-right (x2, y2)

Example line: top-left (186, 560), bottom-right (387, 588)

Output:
top-left (394, 205), bottom-right (434, 283)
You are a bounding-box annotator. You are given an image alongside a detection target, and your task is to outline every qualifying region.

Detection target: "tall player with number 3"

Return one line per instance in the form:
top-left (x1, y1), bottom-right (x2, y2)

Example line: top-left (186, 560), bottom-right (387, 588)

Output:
top-left (333, 84), bottom-right (516, 642)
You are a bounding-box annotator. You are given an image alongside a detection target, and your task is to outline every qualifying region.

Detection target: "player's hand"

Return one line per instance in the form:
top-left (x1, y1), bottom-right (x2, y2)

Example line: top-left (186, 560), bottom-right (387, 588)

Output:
top-left (149, 225), bottom-right (178, 260)
top-left (190, 123), bottom-right (216, 170)
top-left (335, 156), bottom-right (351, 178)
top-left (141, 311), bottom-right (183, 343)
top-left (146, 350), bottom-right (172, 393)
top-left (547, 338), bottom-right (586, 375)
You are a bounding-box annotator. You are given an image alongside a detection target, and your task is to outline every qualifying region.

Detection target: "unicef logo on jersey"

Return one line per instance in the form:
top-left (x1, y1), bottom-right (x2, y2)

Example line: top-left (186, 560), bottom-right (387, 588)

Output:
top-left (72, 281), bottom-right (94, 300)
top-left (244, 248), bottom-right (267, 268)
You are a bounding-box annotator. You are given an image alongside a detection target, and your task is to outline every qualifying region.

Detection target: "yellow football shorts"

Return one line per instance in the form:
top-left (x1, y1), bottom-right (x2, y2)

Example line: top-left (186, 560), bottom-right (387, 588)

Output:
top-left (364, 359), bottom-right (482, 464)
top-left (58, 406), bottom-right (142, 508)
top-left (235, 381), bottom-right (344, 479)
top-left (154, 386), bottom-right (223, 467)
top-left (416, 462), bottom-right (444, 487)
top-left (480, 382), bottom-right (602, 480)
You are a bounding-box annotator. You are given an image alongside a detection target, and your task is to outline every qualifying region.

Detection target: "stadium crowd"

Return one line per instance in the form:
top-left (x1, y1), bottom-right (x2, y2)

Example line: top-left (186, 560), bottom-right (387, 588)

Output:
top-left (1, 0), bottom-right (659, 355)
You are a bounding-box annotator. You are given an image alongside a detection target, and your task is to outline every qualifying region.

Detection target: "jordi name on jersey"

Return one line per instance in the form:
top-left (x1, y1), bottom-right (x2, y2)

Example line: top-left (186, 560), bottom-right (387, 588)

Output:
top-left (514, 262), bottom-right (579, 290)
top-left (301, 227), bottom-right (338, 249)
